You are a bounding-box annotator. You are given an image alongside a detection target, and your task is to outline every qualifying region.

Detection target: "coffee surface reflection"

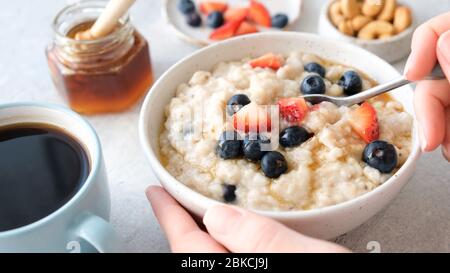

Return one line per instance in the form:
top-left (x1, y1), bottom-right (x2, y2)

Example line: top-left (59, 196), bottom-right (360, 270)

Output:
top-left (0, 123), bottom-right (89, 232)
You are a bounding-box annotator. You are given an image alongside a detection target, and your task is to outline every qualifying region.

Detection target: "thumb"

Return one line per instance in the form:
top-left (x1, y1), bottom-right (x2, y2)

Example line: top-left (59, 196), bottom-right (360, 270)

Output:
top-left (437, 30), bottom-right (450, 81)
top-left (203, 205), bottom-right (349, 253)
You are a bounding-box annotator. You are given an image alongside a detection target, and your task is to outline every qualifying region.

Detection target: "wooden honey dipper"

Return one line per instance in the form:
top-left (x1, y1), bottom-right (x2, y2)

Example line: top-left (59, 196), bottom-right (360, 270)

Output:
top-left (75, 0), bottom-right (136, 40)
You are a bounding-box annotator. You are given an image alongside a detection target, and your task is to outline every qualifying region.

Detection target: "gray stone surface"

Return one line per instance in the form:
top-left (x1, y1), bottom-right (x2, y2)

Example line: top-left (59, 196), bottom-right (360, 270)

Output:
top-left (0, 0), bottom-right (449, 252)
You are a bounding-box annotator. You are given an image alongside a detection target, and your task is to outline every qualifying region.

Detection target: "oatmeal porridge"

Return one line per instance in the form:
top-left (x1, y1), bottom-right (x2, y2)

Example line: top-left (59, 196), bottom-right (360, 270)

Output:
top-left (159, 51), bottom-right (413, 211)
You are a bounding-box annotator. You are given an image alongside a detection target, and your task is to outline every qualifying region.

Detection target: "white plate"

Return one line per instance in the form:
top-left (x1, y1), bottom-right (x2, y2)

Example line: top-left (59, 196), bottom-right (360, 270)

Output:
top-left (163, 0), bottom-right (303, 46)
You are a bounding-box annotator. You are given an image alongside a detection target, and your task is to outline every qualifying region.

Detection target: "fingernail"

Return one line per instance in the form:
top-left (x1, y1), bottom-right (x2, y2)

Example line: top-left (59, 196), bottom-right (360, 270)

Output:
top-left (418, 123), bottom-right (428, 152)
top-left (203, 205), bottom-right (243, 235)
top-left (145, 185), bottom-right (160, 199)
top-left (438, 31), bottom-right (450, 64)
top-left (404, 55), bottom-right (414, 79)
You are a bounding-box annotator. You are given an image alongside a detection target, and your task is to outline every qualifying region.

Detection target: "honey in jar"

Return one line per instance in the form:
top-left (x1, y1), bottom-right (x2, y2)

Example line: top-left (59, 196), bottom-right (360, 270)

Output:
top-left (46, 0), bottom-right (153, 114)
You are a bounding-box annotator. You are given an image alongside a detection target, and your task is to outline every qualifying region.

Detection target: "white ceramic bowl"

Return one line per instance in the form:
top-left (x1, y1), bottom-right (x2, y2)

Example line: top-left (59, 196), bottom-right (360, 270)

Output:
top-left (139, 32), bottom-right (420, 239)
top-left (318, 0), bottom-right (415, 63)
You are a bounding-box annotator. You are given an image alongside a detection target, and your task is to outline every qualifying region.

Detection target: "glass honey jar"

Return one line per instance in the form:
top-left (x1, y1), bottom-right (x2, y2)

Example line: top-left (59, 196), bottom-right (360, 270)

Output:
top-left (47, 0), bottom-right (153, 114)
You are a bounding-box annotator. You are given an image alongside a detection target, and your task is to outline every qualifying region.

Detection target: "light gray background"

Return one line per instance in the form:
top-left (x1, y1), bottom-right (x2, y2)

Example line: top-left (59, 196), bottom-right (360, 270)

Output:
top-left (0, 0), bottom-right (449, 253)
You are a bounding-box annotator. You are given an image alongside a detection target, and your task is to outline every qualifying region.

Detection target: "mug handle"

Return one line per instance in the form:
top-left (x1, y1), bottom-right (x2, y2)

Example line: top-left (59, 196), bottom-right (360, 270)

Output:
top-left (71, 213), bottom-right (120, 253)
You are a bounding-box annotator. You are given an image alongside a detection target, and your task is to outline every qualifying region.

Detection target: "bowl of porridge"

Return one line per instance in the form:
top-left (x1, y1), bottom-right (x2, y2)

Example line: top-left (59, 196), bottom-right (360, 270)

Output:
top-left (139, 32), bottom-right (420, 239)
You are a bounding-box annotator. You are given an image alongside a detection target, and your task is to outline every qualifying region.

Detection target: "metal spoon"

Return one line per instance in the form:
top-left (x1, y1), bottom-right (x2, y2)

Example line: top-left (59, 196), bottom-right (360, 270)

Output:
top-left (302, 63), bottom-right (446, 107)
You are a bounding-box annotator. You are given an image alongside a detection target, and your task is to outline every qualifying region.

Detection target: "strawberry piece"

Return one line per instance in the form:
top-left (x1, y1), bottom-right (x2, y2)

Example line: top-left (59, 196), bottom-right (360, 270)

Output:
top-left (199, 1), bottom-right (228, 15)
top-left (248, 0), bottom-right (271, 27)
top-left (224, 7), bottom-right (249, 22)
top-left (235, 21), bottom-right (259, 36)
top-left (249, 53), bottom-right (283, 70)
top-left (310, 103), bottom-right (321, 112)
top-left (209, 20), bottom-right (241, 40)
top-left (232, 103), bottom-right (271, 133)
top-left (278, 98), bottom-right (309, 124)
top-left (348, 102), bottom-right (380, 144)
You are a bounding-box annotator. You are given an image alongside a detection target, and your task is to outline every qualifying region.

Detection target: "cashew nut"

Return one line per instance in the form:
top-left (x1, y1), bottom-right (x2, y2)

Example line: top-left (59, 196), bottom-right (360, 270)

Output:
top-left (330, 0), bottom-right (411, 39)
top-left (379, 33), bottom-right (393, 39)
top-left (340, 0), bottom-right (361, 20)
top-left (329, 0), bottom-right (345, 27)
top-left (362, 0), bottom-right (384, 17)
top-left (338, 20), bottom-right (355, 36)
top-left (357, 1), bottom-right (363, 14)
top-left (377, 0), bottom-right (396, 21)
top-left (393, 6), bottom-right (412, 33)
top-left (352, 15), bottom-right (372, 31)
top-left (358, 20), bottom-right (395, 40)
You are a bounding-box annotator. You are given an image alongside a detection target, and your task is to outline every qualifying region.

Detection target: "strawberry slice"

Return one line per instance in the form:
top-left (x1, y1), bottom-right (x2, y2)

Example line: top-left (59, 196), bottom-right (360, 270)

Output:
top-left (235, 21), bottom-right (259, 36)
top-left (249, 53), bottom-right (283, 70)
top-left (278, 98), bottom-right (309, 124)
top-left (232, 103), bottom-right (271, 133)
top-left (199, 1), bottom-right (228, 15)
top-left (310, 103), bottom-right (321, 112)
top-left (248, 0), bottom-right (271, 27)
top-left (209, 20), bottom-right (241, 40)
top-left (224, 7), bottom-right (249, 22)
top-left (348, 102), bottom-right (380, 144)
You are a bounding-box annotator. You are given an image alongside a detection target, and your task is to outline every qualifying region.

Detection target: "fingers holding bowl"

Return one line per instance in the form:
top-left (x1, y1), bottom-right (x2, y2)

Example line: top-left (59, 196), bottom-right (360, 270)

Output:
top-left (203, 205), bottom-right (349, 253)
top-left (146, 186), bottom-right (227, 253)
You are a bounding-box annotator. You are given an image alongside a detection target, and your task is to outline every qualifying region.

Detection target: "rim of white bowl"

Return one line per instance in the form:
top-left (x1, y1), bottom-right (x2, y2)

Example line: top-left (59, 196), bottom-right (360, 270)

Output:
top-left (139, 32), bottom-right (421, 219)
top-left (320, 0), bottom-right (415, 45)
top-left (162, 0), bottom-right (209, 47)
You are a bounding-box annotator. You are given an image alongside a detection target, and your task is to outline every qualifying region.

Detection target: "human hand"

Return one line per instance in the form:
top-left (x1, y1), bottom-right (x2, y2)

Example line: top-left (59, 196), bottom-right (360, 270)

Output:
top-left (404, 11), bottom-right (450, 161)
top-left (146, 186), bottom-right (349, 253)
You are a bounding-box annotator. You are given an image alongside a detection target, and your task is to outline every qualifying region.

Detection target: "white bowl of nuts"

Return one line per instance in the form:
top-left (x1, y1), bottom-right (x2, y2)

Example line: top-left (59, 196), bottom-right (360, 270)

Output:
top-left (319, 0), bottom-right (414, 63)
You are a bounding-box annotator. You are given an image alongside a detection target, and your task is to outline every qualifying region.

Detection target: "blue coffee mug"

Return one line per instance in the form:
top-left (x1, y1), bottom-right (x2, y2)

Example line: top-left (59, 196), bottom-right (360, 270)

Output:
top-left (0, 102), bottom-right (119, 253)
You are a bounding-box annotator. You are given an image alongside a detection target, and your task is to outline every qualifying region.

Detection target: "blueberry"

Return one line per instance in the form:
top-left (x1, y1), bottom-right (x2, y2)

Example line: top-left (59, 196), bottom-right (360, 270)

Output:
top-left (261, 151), bottom-right (288, 178)
top-left (186, 12), bottom-right (202, 27)
top-left (279, 126), bottom-right (312, 148)
top-left (300, 75), bottom-right (326, 95)
top-left (217, 131), bottom-right (243, 159)
top-left (363, 140), bottom-right (398, 173)
top-left (207, 11), bottom-right (224, 28)
top-left (304, 62), bottom-right (326, 77)
top-left (226, 94), bottom-right (251, 115)
top-left (271, 13), bottom-right (289, 28)
top-left (223, 184), bottom-right (237, 203)
top-left (178, 0), bottom-right (195, 14)
top-left (243, 134), bottom-right (271, 162)
top-left (338, 71), bottom-right (363, 95)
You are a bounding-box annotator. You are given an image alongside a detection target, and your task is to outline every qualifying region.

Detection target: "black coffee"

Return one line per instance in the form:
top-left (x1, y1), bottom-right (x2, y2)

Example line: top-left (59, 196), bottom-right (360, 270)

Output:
top-left (0, 123), bottom-right (90, 232)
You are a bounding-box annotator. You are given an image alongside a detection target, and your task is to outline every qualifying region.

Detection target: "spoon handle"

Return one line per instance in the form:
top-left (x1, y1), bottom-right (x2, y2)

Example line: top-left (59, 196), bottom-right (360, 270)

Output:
top-left (346, 77), bottom-right (411, 106)
top-left (90, 0), bottom-right (136, 38)
top-left (346, 62), bottom-right (445, 106)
